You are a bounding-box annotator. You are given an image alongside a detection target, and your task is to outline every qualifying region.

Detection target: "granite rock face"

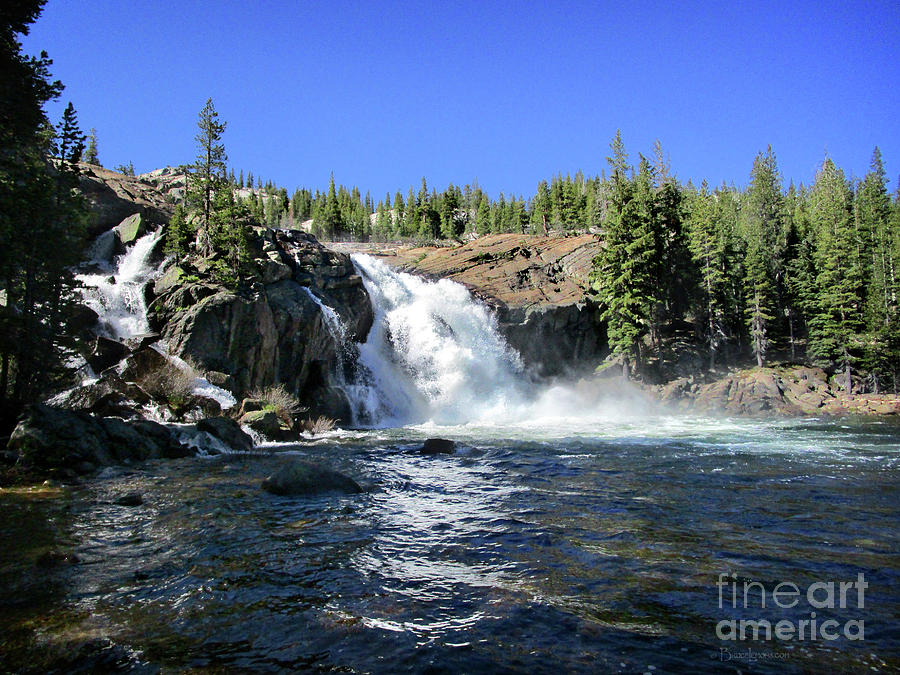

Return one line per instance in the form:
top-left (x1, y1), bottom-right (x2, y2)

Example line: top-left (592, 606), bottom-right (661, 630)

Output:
top-left (655, 366), bottom-right (900, 417)
top-left (148, 229), bottom-right (373, 421)
top-left (78, 164), bottom-right (176, 237)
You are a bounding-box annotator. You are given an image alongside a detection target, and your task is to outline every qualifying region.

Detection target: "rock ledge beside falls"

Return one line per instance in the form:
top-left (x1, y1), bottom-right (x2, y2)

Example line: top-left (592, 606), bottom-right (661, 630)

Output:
top-left (5, 405), bottom-right (253, 480)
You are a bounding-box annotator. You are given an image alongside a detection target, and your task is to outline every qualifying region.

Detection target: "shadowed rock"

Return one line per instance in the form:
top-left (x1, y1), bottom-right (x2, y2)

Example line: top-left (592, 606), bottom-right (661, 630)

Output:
top-left (261, 460), bottom-right (362, 496)
top-left (7, 404), bottom-right (190, 475)
top-left (420, 438), bottom-right (456, 455)
top-left (196, 417), bottom-right (254, 453)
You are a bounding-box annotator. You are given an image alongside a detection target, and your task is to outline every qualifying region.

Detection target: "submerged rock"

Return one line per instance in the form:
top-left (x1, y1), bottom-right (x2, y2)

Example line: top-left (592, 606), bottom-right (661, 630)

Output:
top-left (420, 438), bottom-right (456, 455)
top-left (115, 493), bottom-right (143, 506)
top-left (261, 460), bottom-right (362, 496)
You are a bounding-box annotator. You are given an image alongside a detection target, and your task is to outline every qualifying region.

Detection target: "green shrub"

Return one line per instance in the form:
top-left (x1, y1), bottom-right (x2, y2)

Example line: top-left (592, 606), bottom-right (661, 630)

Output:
top-left (248, 384), bottom-right (305, 427)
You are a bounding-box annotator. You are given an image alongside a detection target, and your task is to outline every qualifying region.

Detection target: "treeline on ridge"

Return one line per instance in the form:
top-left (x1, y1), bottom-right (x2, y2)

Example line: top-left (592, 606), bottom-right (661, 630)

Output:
top-left (183, 115), bottom-right (898, 394)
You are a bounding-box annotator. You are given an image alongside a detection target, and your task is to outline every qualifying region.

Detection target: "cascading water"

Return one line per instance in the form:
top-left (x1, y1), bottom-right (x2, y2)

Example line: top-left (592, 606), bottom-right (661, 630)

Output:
top-left (75, 227), bottom-right (236, 412)
top-left (77, 228), bottom-right (165, 339)
top-left (348, 254), bottom-right (529, 426)
top-left (330, 254), bottom-right (654, 431)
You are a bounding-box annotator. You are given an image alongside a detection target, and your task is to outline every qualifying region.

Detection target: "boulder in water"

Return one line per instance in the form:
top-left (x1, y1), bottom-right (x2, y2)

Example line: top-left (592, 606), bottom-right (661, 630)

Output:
top-left (196, 417), bottom-right (254, 453)
top-left (115, 493), bottom-right (143, 506)
top-left (86, 336), bottom-right (131, 373)
top-left (420, 438), bottom-right (456, 455)
top-left (261, 460), bottom-right (362, 496)
top-left (239, 409), bottom-right (281, 439)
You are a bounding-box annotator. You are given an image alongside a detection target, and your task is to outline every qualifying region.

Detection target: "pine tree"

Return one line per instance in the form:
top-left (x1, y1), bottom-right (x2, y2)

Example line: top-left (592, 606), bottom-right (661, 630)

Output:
top-left (742, 146), bottom-right (784, 367)
top-left (856, 148), bottom-right (898, 390)
top-left (687, 183), bottom-right (730, 368)
top-left (83, 127), bottom-right (99, 165)
top-left (314, 173), bottom-right (342, 240)
top-left (590, 130), bottom-right (651, 379)
top-left (115, 160), bottom-right (135, 176)
top-left (807, 157), bottom-right (861, 390)
top-left (402, 186), bottom-right (417, 238)
top-left (492, 193), bottom-right (507, 234)
top-left (165, 204), bottom-right (193, 258)
top-left (188, 98), bottom-right (227, 253)
top-left (0, 4), bottom-right (89, 421)
top-left (533, 180), bottom-right (551, 234)
top-left (475, 193), bottom-right (492, 235)
top-left (209, 187), bottom-right (251, 287)
top-left (440, 183), bottom-right (462, 239)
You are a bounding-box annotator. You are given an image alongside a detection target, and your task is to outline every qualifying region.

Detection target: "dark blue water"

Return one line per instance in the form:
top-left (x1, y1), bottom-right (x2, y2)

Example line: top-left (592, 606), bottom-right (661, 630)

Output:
top-left (3, 417), bottom-right (899, 673)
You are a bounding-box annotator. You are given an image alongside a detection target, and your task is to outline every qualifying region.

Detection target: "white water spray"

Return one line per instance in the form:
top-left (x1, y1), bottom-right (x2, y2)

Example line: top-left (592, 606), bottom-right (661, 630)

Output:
top-left (77, 229), bottom-right (165, 339)
top-left (338, 254), bottom-right (655, 431)
top-left (344, 255), bottom-right (529, 426)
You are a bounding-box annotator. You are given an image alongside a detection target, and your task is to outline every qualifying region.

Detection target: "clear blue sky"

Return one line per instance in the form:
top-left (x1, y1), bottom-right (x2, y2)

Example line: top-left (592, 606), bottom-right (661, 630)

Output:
top-left (22, 0), bottom-right (900, 200)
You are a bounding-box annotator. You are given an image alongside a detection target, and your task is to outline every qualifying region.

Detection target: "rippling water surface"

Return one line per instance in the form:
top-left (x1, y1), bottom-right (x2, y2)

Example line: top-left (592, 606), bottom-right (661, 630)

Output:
top-left (5, 415), bottom-right (896, 673)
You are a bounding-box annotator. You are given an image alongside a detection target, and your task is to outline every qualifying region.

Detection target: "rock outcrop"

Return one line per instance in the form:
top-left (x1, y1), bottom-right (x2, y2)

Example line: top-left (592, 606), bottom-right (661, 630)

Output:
top-left (8, 404), bottom-right (191, 476)
top-left (342, 234), bottom-right (606, 377)
top-left (77, 164), bottom-right (176, 236)
top-left (656, 366), bottom-right (900, 417)
top-left (148, 228), bottom-right (372, 420)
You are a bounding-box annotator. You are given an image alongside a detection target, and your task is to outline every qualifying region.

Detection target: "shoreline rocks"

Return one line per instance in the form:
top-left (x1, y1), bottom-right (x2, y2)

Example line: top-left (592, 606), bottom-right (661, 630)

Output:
top-left (652, 365), bottom-right (900, 418)
top-left (5, 406), bottom-right (256, 481)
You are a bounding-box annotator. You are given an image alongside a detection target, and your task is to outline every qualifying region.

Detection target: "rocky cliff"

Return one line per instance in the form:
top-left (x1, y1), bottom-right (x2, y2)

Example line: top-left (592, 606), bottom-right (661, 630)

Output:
top-left (78, 164), bottom-right (180, 236)
top-left (337, 234), bottom-right (606, 377)
top-left (45, 165), bottom-right (373, 432)
top-left (147, 228), bottom-right (372, 420)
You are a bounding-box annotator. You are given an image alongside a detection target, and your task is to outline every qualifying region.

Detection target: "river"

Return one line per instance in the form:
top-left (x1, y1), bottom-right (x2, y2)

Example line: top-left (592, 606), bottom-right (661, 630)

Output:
top-left (2, 417), bottom-right (898, 673)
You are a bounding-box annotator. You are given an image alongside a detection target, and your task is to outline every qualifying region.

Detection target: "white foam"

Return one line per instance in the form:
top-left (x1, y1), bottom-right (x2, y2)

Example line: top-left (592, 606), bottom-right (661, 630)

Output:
top-left (77, 228), bottom-right (165, 339)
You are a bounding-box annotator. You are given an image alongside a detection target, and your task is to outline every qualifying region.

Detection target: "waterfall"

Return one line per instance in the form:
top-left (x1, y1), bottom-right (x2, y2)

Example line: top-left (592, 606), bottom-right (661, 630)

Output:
top-left (296, 253), bottom-right (653, 430)
top-left (343, 254), bottom-right (530, 427)
top-left (75, 226), bottom-right (236, 412)
top-left (302, 286), bottom-right (347, 342)
top-left (77, 228), bottom-right (165, 339)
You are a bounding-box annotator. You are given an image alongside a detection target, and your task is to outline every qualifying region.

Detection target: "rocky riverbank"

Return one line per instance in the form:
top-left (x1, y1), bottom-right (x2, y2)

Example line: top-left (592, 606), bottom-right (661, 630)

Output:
top-left (655, 364), bottom-right (900, 417)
